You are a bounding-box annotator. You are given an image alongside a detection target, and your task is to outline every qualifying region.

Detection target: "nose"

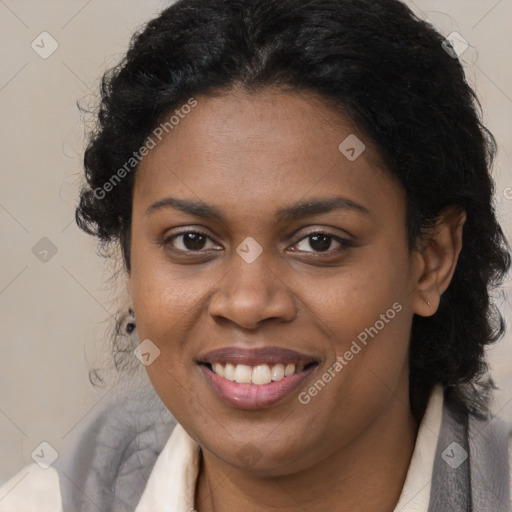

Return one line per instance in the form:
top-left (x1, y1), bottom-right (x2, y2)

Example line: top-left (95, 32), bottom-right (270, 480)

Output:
top-left (208, 252), bottom-right (297, 330)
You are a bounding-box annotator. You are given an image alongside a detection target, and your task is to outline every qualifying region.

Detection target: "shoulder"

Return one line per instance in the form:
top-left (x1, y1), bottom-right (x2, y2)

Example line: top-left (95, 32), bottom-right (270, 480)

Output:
top-left (0, 463), bottom-right (62, 511)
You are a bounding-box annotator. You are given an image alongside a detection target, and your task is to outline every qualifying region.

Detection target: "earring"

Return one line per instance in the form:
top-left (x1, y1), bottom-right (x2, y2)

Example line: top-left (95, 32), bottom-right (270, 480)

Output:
top-left (126, 308), bottom-right (136, 334)
top-left (423, 296), bottom-right (432, 307)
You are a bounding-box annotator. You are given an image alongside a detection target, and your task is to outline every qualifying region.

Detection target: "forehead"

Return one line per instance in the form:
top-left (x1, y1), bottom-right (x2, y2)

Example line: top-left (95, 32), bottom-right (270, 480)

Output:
top-left (133, 89), bottom-right (403, 222)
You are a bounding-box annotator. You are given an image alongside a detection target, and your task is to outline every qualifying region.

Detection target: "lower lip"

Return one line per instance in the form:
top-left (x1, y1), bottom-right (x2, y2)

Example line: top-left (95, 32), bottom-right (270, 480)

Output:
top-left (199, 364), bottom-right (317, 409)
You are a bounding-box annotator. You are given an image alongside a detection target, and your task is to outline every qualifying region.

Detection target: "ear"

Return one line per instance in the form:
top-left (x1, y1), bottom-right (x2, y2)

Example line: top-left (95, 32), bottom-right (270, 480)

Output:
top-left (412, 206), bottom-right (466, 317)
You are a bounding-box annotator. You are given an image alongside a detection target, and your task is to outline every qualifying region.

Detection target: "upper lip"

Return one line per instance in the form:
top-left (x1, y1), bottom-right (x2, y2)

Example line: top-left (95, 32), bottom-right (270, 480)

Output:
top-left (197, 346), bottom-right (319, 366)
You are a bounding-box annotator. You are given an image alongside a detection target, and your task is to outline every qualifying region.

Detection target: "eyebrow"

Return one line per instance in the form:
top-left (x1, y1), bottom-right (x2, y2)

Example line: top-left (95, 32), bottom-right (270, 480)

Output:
top-left (145, 196), bottom-right (370, 222)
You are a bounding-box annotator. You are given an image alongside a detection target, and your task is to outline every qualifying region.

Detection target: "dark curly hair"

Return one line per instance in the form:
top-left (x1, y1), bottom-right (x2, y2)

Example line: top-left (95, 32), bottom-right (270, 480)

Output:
top-left (76, 0), bottom-right (510, 421)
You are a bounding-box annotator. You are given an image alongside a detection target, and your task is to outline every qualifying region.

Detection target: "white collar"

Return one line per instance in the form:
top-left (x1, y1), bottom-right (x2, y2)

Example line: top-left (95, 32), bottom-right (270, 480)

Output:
top-left (135, 385), bottom-right (444, 512)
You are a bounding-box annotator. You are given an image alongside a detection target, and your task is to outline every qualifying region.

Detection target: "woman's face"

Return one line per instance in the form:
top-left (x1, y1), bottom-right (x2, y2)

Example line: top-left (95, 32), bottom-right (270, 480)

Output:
top-left (129, 88), bottom-right (425, 475)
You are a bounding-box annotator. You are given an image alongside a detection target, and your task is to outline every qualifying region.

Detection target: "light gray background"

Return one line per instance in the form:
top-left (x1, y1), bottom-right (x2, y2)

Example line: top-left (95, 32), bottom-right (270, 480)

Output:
top-left (0, 0), bottom-right (511, 485)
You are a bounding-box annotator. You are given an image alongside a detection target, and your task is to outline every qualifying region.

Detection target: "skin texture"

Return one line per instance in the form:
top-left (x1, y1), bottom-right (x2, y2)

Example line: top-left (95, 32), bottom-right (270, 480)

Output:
top-left (127, 88), bottom-right (465, 512)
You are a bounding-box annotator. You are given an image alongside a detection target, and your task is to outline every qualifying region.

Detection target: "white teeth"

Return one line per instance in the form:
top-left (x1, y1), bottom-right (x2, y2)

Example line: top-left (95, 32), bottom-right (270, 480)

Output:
top-left (212, 363), bottom-right (224, 378)
top-left (271, 364), bottom-right (285, 381)
top-left (234, 364), bottom-right (252, 383)
top-left (284, 363), bottom-right (296, 377)
top-left (252, 364), bottom-right (272, 385)
top-left (210, 362), bottom-right (307, 384)
top-left (224, 363), bottom-right (235, 381)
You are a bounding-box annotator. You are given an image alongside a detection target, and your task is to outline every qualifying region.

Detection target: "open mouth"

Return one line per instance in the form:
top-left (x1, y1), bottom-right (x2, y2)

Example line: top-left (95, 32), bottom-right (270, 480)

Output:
top-left (200, 361), bottom-right (318, 385)
top-left (196, 346), bottom-right (321, 408)
top-left (198, 358), bottom-right (320, 409)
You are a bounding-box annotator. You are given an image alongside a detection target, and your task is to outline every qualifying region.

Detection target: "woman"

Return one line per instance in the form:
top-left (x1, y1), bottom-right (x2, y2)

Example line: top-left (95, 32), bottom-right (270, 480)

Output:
top-left (1, 0), bottom-right (511, 510)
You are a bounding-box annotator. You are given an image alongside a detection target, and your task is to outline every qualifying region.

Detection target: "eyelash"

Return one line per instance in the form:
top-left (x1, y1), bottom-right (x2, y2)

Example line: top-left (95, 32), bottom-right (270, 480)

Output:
top-left (160, 228), bottom-right (353, 256)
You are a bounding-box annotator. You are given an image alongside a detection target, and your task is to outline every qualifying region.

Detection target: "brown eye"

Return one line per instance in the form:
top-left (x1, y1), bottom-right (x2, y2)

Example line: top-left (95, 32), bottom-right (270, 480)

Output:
top-left (163, 230), bottom-right (219, 253)
top-left (294, 232), bottom-right (350, 254)
top-left (179, 232), bottom-right (208, 251)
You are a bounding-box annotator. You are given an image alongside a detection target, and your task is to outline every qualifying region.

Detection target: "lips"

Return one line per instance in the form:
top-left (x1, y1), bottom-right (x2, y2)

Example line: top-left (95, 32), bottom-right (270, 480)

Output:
top-left (197, 346), bottom-right (319, 409)
top-left (198, 346), bottom-right (318, 367)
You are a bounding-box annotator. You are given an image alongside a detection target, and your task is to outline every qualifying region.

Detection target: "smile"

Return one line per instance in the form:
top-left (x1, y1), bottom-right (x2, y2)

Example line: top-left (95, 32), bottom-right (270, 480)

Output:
top-left (210, 362), bottom-right (310, 384)
top-left (197, 346), bottom-right (319, 408)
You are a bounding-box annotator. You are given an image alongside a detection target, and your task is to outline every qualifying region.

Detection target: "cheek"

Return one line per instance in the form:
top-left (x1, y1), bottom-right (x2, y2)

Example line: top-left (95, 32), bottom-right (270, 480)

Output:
top-left (129, 242), bottom-right (206, 338)
top-left (129, 258), bottom-right (211, 423)
top-left (315, 250), bottom-right (409, 336)
top-left (299, 278), bottom-right (411, 444)
top-left (310, 248), bottom-right (412, 389)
